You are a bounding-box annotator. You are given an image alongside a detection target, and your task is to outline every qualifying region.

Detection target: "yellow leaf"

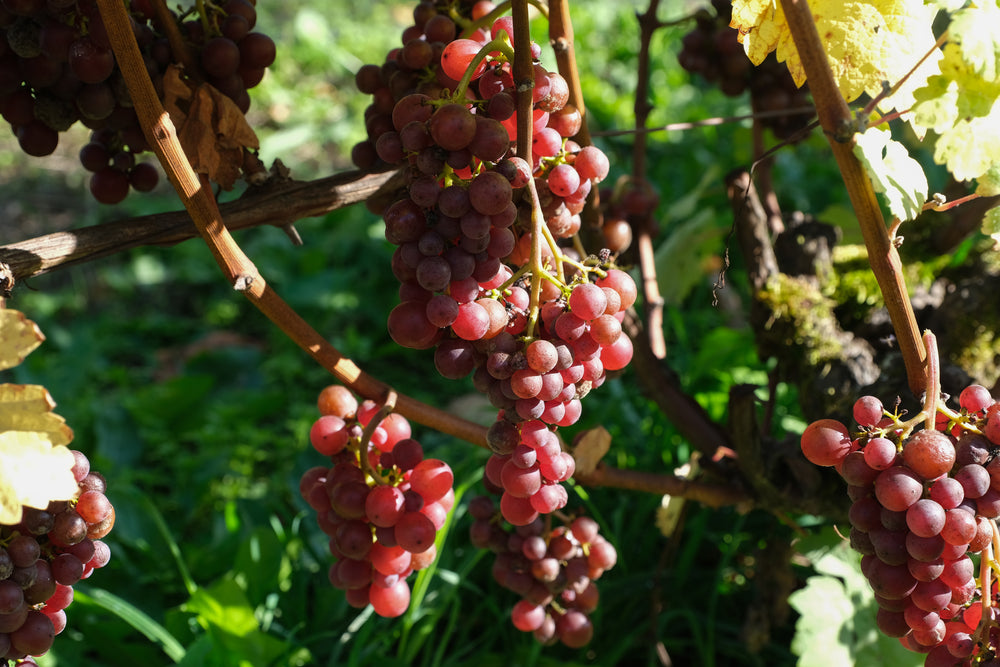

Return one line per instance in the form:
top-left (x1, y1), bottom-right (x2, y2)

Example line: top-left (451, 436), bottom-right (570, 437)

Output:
top-left (731, 0), bottom-right (941, 113)
top-left (0, 309), bottom-right (44, 371)
top-left (0, 432), bottom-right (77, 524)
top-left (0, 384), bottom-right (74, 446)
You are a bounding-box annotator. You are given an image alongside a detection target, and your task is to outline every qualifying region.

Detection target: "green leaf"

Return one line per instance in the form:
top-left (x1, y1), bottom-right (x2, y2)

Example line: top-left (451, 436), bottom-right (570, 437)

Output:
top-left (791, 529), bottom-right (922, 667)
top-left (789, 576), bottom-right (855, 666)
top-left (853, 127), bottom-right (928, 221)
top-left (183, 577), bottom-right (258, 637)
top-left (984, 206), bottom-right (1000, 243)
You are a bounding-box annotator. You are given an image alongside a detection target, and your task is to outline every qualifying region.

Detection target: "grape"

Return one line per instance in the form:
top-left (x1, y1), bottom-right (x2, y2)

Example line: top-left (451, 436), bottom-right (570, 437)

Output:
top-left (440, 39), bottom-right (485, 82)
top-left (573, 145), bottom-right (610, 182)
top-left (905, 499), bottom-right (946, 538)
top-left (409, 459), bottom-right (453, 502)
top-left (800, 419), bottom-right (852, 467)
top-left (369, 578), bottom-right (410, 618)
top-left (547, 164), bottom-right (581, 197)
top-left (958, 384), bottom-right (993, 413)
top-left (853, 395), bottom-right (884, 427)
top-left (901, 430), bottom-right (956, 479)
top-left (874, 467), bottom-right (924, 512)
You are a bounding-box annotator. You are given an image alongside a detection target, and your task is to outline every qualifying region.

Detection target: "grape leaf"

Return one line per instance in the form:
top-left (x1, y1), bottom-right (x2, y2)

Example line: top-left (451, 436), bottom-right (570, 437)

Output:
top-left (947, 3), bottom-right (1000, 82)
top-left (852, 127), bottom-right (928, 221)
top-left (0, 310), bottom-right (77, 524)
top-left (0, 431), bottom-right (77, 524)
top-left (571, 426), bottom-right (611, 477)
top-left (976, 165), bottom-right (1000, 197)
top-left (0, 384), bottom-right (74, 445)
top-left (983, 206), bottom-right (1000, 245)
top-left (0, 309), bottom-right (44, 371)
top-left (162, 65), bottom-right (260, 190)
top-left (730, 0), bottom-right (941, 113)
top-left (791, 529), bottom-right (923, 667)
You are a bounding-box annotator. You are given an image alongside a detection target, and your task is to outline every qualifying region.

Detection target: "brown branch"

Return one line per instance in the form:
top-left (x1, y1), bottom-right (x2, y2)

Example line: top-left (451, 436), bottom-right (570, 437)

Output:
top-left (547, 0), bottom-right (590, 146)
top-left (779, 0), bottom-right (925, 397)
top-left (0, 169), bottom-right (403, 282)
top-left (628, 0), bottom-right (668, 360)
top-left (573, 464), bottom-right (749, 507)
top-left (512, 0), bottom-right (534, 164)
top-left (95, 0), bottom-right (489, 448)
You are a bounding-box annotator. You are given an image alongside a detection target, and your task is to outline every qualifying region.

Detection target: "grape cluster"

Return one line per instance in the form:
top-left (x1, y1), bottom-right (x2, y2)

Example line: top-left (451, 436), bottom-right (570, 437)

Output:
top-left (352, 1), bottom-right (635, 525)
top-left (801, 383), bottom-right (1000, 665)
top-left (1, 450), bottom-right (113, 663)
top-left (299, 385), bottom-right (454, 618)
top-left (468, 495), bottom-right (617, 647)
top-left (0, 0), bottom-right (275, 203)
top-left (677, 0), bottom-right (813, 140)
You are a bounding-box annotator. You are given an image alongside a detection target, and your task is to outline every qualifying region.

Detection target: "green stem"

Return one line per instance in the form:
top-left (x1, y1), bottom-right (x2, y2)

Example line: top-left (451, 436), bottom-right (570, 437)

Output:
top-left (195, 0), bottom-right (212, 36)
top-left (459, 0), bottom-right (549, 38)
top-left (450, 38), bottom-right (516, 102)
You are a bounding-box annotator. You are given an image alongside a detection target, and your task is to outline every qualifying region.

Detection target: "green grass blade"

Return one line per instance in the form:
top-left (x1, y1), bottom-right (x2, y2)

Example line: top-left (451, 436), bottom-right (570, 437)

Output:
top-left (74, 587), bottom-right (186, 663)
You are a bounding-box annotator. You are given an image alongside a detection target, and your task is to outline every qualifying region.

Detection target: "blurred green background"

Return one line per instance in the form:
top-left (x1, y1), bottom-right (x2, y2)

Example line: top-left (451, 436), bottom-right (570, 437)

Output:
top-left (0, 1), bottom-right (911, 666)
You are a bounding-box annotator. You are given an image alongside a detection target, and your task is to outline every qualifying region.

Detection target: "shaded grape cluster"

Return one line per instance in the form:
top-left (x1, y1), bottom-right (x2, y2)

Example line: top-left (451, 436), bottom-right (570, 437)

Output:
top-left (0, 0), bottom-right (275, 203)
top-left (677, 0), bottom-right (813, 141)
top-left (801, 384), bottom-right (1000, 665)
top-left (468, 495), bottom-right (617, 647)
top-left (299, 386), bottom-right (454, 618)
top-left (0, 450), bottom-right (113, 664)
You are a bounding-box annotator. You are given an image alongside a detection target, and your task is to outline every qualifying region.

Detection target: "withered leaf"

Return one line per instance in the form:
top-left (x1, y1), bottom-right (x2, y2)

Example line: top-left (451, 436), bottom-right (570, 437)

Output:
top-left (161, 65), bottom-right (260, 190)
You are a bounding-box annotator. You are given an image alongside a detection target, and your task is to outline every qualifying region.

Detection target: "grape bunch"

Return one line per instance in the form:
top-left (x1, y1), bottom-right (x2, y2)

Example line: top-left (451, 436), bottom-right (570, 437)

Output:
top-left (677, 0), bottom-right (813, 140)
top-left (468, 495), bottom-right (618, 647)
top-left (299, 385), bottom-right (454, 618)
top-left (1, 449), bottom-right (114, 664)
top-left (352, 1), bottom-right (635, 524)
top-left (0, 0), bottom-right (275, 203)
top-left (801, 383), bottom-right (1000, 665)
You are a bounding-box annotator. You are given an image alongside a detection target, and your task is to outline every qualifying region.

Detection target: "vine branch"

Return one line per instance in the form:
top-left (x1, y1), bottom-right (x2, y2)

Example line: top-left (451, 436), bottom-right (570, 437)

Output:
top-left (94, 0), bottom-right (487, 448)
top-left (547, 0), bottom-right (590, 146)
top-left (0, 169), bottom-right (402, 282)
top-left (633, 0), bottom-right (667, 360)
top-left (778, 0), bottom-right (926, 397)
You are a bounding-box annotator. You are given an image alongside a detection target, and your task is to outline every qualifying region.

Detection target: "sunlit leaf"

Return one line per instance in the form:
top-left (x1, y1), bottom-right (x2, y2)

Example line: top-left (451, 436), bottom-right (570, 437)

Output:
top-left (0, 309), bottom-right (44, 371)
top-left (0, 431), bottom-right (77, 524)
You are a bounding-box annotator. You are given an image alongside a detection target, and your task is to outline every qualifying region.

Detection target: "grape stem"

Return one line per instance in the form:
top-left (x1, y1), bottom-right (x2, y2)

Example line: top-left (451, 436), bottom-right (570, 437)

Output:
top-left (149, 0), bottom-right (198, 73)
top-left (195, 0), bottom-right (212, 37)
top-left (449, 38), bottom-right (516, 103)
top-left (458, 0), bottom-right (549, 38)
top-left (779, 0), bottom-right (926, 396)
top-left (357, 391), bottom-right (396, 486)
top-left (974, 521), bottom-right (1000, 645)
top-left (921, 330), bottom-right (939, 432)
